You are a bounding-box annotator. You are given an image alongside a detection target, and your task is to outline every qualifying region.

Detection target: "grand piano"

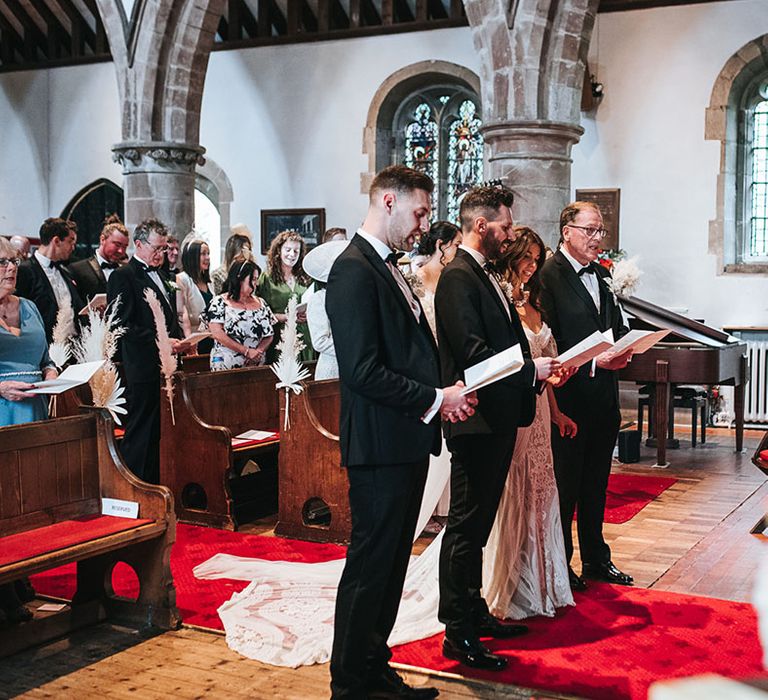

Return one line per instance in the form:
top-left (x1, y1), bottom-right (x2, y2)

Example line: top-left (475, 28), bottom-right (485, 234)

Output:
top-left (618, 296), bottom-right (749, 467)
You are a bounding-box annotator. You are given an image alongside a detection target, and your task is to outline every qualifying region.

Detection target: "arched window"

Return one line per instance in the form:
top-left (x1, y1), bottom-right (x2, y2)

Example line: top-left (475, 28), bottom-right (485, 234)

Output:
top-left (744, 88), bottom-right (768, 260)
top-left (60, 179), bottom-right (124, 259)
top-left (394, 87), bottom-right (484, 222)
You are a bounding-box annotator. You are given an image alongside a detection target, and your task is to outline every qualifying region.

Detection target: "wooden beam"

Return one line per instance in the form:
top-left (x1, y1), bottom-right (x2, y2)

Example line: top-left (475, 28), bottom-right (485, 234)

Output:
top-left (0, 12), bottom-right (24, 63)
top-left (393, 0), bottom-right (414, 22)
top-left (240, 0), bottom-right (258, 38)
top-left (426, 0), bottom-right (447, 19)
top-left (380, 0), bottom-right (392, 25)
top-left (360, 0), bottom-right (380, 25)
top-left (4, 0), bottom-right (49, 59)
top-left (299, 0), bottom-right (317, 32)
top-left (26, 0), bottom-right (70, 58)
top-left (349, 0), bottom-right (360, 27)
top-left (268, 0), bottom-right (286, 33)
top-left (286, 0), bottom-right (298, 33)
top-left (227, 0), bottom-right (240, 40)
top-left (599, 0), bottom-right (742, 11)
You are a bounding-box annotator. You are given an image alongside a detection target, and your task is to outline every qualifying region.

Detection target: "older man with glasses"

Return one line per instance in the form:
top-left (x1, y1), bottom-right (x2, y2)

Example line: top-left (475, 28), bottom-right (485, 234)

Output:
top-left (539, 201), bottom-right (635, 592)
top-left (107, 219), bottom-right (192, 483)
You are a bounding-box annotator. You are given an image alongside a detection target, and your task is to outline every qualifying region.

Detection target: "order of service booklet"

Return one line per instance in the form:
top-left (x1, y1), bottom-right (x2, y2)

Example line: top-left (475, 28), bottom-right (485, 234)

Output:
top-left (461, 344), bottom-right (524, 395)
top-left (28, 359), bottom-right (105, 394)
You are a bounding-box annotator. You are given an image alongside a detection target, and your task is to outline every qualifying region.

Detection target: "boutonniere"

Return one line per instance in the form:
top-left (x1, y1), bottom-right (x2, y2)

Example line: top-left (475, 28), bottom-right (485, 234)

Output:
top-left (164, 279), bottom-right (179, 295)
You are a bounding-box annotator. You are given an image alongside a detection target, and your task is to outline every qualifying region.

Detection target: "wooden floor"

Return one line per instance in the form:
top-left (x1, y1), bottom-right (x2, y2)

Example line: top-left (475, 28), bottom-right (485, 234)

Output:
top-left (2, 423), bottom-right (766, 700)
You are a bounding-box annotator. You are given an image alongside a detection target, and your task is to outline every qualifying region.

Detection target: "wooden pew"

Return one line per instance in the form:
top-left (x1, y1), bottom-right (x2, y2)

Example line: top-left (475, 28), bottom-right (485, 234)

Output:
top-left (275, 378), bottom-right (352, 544)
top-left (0, 410), bottom-right (178, 657)
top-left (159, 365), bottom-right (281, 530)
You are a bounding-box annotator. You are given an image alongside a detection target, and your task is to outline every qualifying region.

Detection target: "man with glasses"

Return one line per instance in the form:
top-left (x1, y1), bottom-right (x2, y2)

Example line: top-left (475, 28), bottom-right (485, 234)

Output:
top-left (540, 201), bottom-right (634, 592)
top-left (108, 219), bottom-right (191, 483)
top-left (15, 218), bottom-right (84, 343)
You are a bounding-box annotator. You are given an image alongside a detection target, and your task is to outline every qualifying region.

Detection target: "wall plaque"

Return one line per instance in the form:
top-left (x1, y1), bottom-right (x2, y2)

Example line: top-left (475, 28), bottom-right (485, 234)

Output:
top-left (575, 188), bottom-right (620, 251)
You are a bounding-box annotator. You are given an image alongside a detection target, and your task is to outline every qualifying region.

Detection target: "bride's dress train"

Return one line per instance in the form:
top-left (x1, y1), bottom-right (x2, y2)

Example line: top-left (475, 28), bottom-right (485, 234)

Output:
top-left (194, 322), bottom-right (572, 666)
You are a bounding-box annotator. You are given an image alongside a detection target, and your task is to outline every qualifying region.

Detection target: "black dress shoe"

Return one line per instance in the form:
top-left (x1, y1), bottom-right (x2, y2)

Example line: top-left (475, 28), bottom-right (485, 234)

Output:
top-left (367, 667), bottom-right (439, 699)
top-left (442, 636), bottom-right (507, 671)
top-left (568, 566), bottom-right (588, 591)
top-left (475, 613), bottom-right (528, 639)
top-left (582, 561), bottom-right (634, 586)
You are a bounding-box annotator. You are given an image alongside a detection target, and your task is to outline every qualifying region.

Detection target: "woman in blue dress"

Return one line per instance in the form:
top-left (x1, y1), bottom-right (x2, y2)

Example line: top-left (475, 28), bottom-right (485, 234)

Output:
top-left (0, 236), bottom-right (59, 623)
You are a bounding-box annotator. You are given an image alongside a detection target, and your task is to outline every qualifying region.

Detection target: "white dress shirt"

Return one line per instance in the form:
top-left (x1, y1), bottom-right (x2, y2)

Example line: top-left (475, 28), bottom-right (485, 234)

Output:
top-left (458, 244), bottom-right (511, 319)
top-left (35, 250), bottom-right (72, 311)
top-left (560, 246), bottom-right (601, 312)
top-left (95, 252), bottom-right (116, 281)
top-left (134, 257), bottom-right (170, 302)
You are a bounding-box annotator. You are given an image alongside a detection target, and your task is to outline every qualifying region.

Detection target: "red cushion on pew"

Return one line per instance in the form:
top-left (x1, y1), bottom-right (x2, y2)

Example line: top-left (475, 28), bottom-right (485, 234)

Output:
top-left (761, 450), bottom-right (768, 463)
top-left (0, 514), bottom-right (154, 567)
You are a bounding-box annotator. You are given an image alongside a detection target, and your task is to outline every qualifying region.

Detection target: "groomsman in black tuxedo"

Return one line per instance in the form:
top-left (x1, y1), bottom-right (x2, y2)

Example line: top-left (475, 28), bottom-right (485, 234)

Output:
top-left (108, 219), bottom-right (190, 484)
top-left (15, 218), bottom-right (84, 342)
top-left (68, 214), bottom-right (129, 307)
top-left (539, 201), bottom-right (634, 591)
top-left (326, 165), bottom-right (477, 700)
top-left (435, 186), bottom-right (560, 671)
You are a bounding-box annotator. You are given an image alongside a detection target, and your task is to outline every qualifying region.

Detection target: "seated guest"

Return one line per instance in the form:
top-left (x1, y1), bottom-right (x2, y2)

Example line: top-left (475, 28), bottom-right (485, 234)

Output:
top-left (176, 238), bottom-right (213, 354)
top-left (207, 260), bottom-right (277, 370)
top-left (15, 218), bottom-right (84, 342)
top-left (258, 230), bottom-right (314, 364)
top-left (321, 227), bottom-right (347, 244)
top-left (302, 241), bottom-right (348, 380)
top-left (68, 214), bottom-right (129, 308)
top-left (9, 235), bottom-right (31, 259)
top-left (211, 232), bottom-right (253, 294)
top-left (0, 235), bottom-right (59, 625)
top-left (164, 235), bottom-right (181, 275)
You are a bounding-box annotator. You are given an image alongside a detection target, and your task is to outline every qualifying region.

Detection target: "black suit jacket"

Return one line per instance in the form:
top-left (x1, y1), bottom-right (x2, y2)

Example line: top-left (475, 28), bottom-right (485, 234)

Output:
top-left (539, 250), bottom-right (628, 420)
top-left (326, 233), bottom-right (442, 467)
top-left (434, 248), bottom-right (537, 439)
top-left (107, 257), bottom-right (182, 384)
top-left (68, 256), bottom-right (108, 302)
top-left (15, 255), bottom-right (84, 343)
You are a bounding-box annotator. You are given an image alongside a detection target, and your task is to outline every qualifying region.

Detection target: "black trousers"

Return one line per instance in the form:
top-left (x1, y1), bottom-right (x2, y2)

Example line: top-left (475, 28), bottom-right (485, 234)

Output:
top-left (330, 459), bottom-right (429, 700)
top-left (552, 409), bottom-right (620, 566)
top-left (438, 433), bottom-right (516, 637)
top-left (120, 378), bottom-right (161, 484)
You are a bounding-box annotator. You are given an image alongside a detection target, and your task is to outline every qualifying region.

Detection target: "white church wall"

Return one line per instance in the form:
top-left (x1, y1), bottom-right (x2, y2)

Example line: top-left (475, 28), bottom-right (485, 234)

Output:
top-left (574, 0), bottom-right (768, 329)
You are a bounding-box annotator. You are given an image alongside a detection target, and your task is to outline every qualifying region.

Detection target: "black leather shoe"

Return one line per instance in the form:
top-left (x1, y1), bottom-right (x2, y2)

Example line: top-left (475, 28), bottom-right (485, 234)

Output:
top-left (582, 561), bottom-right (633, 586)
top-left (367, 667), bottom-right (439, 699)
top-left (442, 636), bottom-right (507, 671)
top-left (475, 613), bottom-right (528, 639)
top-left (568, 566), bottom-right (588, 591)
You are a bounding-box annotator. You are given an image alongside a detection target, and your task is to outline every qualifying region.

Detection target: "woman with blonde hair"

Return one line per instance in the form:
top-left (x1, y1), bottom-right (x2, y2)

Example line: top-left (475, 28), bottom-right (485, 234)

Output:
top-left (211, 233), bottom-right (254, 295)
top-left (257, 231), bottom-right (314, 364)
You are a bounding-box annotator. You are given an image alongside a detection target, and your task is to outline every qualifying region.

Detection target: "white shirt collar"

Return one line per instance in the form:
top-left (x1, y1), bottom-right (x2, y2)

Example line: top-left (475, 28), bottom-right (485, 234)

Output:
top-left (458, 243), bottom-right (487, 268)
top-left (34, 250), bottom-right (54, 268)
top-left (560, 244), bottom-right (590, 274)
top-left (357, 228), bottom-right (393, 262)
top-left (95, 251), bottom-right (107, 267)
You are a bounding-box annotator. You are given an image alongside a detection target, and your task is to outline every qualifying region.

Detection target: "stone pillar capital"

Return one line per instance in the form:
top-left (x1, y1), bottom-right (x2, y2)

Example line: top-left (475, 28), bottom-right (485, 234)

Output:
top-left (112, 141), bottom-right (206, 175)
top-left (481, 120), bottom-right (584, 164)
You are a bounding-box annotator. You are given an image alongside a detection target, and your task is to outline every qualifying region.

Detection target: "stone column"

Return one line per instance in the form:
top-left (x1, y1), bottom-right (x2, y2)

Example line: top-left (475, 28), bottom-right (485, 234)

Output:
top-left (112, 142), bottom-right (206, 237)
top-left (482, 120), bottom-right (584, 247)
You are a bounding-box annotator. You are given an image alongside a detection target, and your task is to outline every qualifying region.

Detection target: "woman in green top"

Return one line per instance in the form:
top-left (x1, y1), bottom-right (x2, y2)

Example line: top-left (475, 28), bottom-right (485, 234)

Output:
top-left (258, 230), bottom-right (316, 364)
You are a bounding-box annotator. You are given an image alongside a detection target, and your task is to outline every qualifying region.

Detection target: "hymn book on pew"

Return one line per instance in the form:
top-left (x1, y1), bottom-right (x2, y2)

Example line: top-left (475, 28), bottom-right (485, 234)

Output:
top-left (461, 344), bottom-right (524, 395)
top-left (28, 360), bottom-right (105, 394)
top-left (231, 429), bottom-right (279, 449)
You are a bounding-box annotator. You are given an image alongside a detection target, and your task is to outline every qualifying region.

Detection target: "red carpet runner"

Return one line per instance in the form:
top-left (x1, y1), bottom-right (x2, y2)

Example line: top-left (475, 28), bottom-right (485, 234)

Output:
top-left (589, 473), bottom-right (677, 525)
top-left (32, 523), bottom-right (762, 700)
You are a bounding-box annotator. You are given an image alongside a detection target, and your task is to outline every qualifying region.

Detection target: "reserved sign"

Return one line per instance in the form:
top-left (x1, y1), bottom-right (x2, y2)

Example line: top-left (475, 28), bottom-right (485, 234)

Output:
top-left (102, 497), bottom-right (139, 519)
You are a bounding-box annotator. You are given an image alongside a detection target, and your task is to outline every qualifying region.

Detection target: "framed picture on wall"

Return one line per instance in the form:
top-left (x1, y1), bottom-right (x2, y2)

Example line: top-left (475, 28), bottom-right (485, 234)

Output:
top-left (574, 188), bottom-right (620, 251)
top-left (260, 208), bottom-right (326, 254)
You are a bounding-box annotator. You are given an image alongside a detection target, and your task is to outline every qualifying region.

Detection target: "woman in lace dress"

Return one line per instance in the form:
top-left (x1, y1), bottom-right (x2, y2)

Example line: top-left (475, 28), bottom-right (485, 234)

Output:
top-left (483, 227), bottom-right (578, 619)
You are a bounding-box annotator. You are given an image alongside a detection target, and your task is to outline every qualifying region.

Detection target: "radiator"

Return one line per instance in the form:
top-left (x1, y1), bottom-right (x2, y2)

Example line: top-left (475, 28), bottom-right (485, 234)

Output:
top-left (747, 341), bottom-right (768, 423)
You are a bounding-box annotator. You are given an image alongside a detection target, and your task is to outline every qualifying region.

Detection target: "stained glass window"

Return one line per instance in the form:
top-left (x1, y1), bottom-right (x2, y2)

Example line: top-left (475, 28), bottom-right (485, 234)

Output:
top-left (749, 100), bottom-right (768, 258)
top-left (394, 86), bottom-right (484, 222)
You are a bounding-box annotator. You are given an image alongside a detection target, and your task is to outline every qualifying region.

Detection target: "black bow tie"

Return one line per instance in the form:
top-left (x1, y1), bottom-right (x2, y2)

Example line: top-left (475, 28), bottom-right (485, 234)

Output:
top-left (577, 266), bottom-right (595, 277)
top-left (144, 264), bottom-right (161, 273)
top-left (100, 261), bottom-right (119, 270)
top-left (385, 251), bottom-right (405, 265)
top-left (483, 260), bottom-right (500, 276)
top-left (48, 260), bottom-right (63, 270)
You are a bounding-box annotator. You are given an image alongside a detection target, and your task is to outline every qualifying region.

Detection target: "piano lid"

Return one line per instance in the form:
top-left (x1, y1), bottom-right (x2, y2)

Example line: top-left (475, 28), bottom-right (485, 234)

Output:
top-left (620, 295), bottom-right (738, 348)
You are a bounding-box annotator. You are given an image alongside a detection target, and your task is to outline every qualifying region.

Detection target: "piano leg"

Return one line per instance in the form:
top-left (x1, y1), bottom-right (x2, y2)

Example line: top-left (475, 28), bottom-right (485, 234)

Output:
top-left (654, 360), bottom-right (670, 468)
top-left (735, 353), bottom-right (747, 453)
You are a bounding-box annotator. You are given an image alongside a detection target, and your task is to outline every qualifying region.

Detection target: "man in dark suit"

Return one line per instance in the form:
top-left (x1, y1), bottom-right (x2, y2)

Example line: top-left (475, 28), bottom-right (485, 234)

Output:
top-left (539, 201), bottom-right (634, 591)
top-left (15, 218), bottom-right (84, 342)
top-left (435, 186), bottom-right (559, 671)
top-left (107, 219), bottom-right (190, 484)
top-left (68, 214), bottom-right (129, 307)
top-left (326, 165), bottom-right (477, 700)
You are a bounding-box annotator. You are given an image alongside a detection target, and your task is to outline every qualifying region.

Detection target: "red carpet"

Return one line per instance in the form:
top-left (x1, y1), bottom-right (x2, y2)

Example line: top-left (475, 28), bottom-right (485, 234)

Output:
top-left (587, 473), bottom-right (677, 525)
top-left (393, 584), bottom-right (763, 700)
top-left (32, 524), bottom-right (762, 700)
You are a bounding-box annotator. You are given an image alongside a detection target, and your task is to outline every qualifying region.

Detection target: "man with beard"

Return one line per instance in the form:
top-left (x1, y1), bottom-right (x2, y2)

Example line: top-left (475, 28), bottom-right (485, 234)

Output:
top-left (435, 186), bottom-right (560, 671)
top-left (326, 165), bottom-right (477, 700)
top-left (539, 201), bottom-right (633, 591)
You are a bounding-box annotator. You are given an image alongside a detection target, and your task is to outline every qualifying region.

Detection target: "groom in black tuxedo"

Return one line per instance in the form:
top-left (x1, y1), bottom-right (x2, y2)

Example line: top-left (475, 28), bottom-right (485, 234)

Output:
top-left (108, 219), bottom-right (189, 484)
top-left (539, 201), bottom-right (633, 590)
top-left (435, 186), bottom-right (560, 671)
top-left (326, 165), bottom-right (477, 700)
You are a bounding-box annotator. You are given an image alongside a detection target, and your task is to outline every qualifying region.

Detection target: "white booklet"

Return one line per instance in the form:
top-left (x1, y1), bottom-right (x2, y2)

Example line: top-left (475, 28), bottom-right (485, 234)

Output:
top-left (184, 330), bottom-right (211, 346)
top-left (462, 344), bottom-right (524, 395)
top-left (231, 429), bottom-right (279, 447)
top-left (28, 360), bottom-right (105, 394)
top-left (607, 329), bottom-right (670, 356)
top-left (556, 330), bottom-right (614, 370)
top-left (78, 293), bottom-right (107, 315)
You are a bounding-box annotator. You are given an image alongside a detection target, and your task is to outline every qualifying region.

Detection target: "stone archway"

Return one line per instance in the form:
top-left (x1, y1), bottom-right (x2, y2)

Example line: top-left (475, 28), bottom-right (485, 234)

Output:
top-left (705, 34), bottom-right (768, 274)
top-left (196, 156), bottom-right (234, 261)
